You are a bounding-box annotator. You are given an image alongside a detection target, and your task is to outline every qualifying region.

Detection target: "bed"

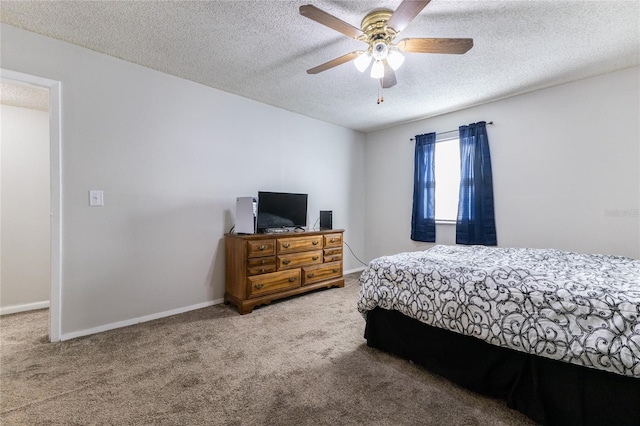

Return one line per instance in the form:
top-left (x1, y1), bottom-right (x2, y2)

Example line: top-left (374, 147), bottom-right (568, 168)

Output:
top-left (357, 245), bottom-right (640, 426)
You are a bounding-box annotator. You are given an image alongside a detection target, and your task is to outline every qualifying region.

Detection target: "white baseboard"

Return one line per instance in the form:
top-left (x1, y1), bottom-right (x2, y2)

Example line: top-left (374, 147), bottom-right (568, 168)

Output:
top-left (44, 267), bottom-right (366, 341)
top-left (344, 266), bottom-right (366, 275)
top-left (0, 300), bottom-right (50, 316)
top-left (60, 298), bottom-right (225, 341)
top-left (59, 267), bottom-right (366, 341)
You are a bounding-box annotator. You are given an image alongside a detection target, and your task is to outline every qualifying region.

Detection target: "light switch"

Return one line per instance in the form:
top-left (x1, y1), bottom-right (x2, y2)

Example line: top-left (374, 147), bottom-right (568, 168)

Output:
top-left (89, 190), bottom-right (104, 207)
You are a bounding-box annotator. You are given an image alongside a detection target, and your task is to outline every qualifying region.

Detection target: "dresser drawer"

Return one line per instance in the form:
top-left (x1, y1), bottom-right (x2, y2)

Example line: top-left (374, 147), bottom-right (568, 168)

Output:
top-left (247, 269), bottom-right (300, 297)
top-left (247, 264), bottom-right (277, 276)
top-left (324, 247), bottom-right (341, 256)
top-left (323, 233), bottom-right (342, 248)
top-left (246, 240), bottom-right (276, 258)
top-left (278, 250), bottom-right (323, 270)
top-left (277, 235), bottom-right (322, 254)
top-left (324, 248), bottom-right (342, 262)
top-left (247, 256), bottom-right (276, 267)
top-left (302, 261), bottom-right (342, 285)
top-left (324, 253), bottom-right (342, 263)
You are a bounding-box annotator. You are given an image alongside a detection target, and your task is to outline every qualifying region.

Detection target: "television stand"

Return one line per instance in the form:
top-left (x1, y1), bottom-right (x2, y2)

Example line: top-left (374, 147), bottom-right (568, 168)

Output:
top-left (224, 229), bottom-right (344, 314)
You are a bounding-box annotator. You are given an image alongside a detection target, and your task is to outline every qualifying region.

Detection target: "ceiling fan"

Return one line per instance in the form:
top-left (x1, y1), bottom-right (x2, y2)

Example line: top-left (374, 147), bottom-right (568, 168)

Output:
top-left (299, 0), bottom-right (473, 89)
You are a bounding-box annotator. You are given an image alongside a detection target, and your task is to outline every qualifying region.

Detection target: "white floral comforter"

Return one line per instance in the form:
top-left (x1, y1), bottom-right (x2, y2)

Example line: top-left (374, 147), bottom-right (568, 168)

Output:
top-left (357, 245), bottom-right (640, 378)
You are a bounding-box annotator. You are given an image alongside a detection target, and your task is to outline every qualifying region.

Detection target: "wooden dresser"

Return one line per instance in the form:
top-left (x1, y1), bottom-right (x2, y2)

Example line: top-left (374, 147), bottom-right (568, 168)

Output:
top-left (224, 229), bottom-right (344, 314)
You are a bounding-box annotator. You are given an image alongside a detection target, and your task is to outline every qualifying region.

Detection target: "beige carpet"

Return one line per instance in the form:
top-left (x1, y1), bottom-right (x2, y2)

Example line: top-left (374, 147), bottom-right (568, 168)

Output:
top-left (0, 273), bottom-right (535, 425)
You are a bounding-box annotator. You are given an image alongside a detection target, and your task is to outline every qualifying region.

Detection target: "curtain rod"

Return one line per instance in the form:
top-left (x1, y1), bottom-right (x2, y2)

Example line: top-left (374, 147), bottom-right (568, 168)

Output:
top-left (409, 121), bottom-right (494, 141)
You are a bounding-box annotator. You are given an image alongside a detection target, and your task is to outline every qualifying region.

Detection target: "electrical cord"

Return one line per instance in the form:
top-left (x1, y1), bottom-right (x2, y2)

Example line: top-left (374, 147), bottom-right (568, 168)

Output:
top-left (343, 240), bottom-right (369, 266)
top-left (312, 216), bottom-right (367, 266)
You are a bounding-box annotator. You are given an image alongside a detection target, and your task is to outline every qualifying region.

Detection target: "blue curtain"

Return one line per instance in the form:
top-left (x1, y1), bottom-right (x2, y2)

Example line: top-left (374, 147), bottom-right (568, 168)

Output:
top-left (456, 122), bottom-right (497, 245)
top-left (411, 132), bottom-right (436, 242)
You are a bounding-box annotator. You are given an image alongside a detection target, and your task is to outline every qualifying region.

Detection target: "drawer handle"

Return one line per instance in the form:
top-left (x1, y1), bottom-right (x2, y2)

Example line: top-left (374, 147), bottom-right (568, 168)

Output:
top-left (333, 268), bottom-right (339, 273)
top-left (289, 277), bottom-right (297, 282)
top-left (260, 268), bottom-right (265, 273)
top-left (330, 238), bottom-right (337, 243)
top-left (255, 283), bottom-right (264, 289)
top-left (283, 259), bottom-right (291, 265)
top-left (312, 241), bottom-right (319, 245)
top-left (307, 273), bottom-right (315, 278)
top-left (283, 243), bottom-right (291, 248)
top-left (258, 245), bottom-right (266, 251)
top-left (312, 256), bottom-right (319, 260)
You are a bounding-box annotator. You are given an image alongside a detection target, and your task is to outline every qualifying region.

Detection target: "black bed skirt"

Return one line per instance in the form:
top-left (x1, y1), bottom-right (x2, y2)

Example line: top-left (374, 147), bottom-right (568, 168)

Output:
top-left (364, 307), bottom-right (640, 426)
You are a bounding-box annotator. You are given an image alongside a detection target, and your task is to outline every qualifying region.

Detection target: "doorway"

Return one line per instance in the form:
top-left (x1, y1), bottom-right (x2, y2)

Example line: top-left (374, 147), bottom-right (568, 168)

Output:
top-left (1, 69), bottom-right (62, 342)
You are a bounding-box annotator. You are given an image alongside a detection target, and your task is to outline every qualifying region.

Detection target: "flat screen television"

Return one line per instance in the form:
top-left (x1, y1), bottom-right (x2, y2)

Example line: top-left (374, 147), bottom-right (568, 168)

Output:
top-left (257, 191), bottom-right (308, 232)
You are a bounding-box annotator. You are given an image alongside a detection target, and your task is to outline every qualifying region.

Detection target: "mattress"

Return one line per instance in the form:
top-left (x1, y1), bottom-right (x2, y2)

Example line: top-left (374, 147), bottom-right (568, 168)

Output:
top-left (357, 245), bottom-right (640, 378)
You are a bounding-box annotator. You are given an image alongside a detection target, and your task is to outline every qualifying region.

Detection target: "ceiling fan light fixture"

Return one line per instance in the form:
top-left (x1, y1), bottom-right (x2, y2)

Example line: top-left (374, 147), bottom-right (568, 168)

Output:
top-left (354, 51), bottom-right (372, 72)
top-left (386, 50), bottom-right (405, 70)
top-left (370, 60), bottom-right (385, 79)
top-left (371, 41), bottom-right (389, 61)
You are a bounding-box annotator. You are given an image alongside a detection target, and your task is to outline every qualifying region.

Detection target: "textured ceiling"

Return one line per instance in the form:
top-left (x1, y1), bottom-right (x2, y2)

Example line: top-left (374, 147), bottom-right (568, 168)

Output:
top-left (0, 81), bottom-right (49, 112)
top-left (1, 1), bottom-right (638, 133)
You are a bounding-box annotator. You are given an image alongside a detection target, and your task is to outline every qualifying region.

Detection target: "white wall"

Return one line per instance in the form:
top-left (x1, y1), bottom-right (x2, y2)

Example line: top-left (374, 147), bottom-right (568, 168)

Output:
top-left (0, 24), bottom-right (366, 338)
top-left (0, 104), bottom-right (51, 312)
top-left (365, 66), bottom-right (640, 261)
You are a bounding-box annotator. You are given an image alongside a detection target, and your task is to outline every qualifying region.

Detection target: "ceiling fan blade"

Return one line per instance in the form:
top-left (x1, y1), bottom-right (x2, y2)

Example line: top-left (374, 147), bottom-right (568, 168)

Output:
top-left (397, 38), bottom-right (474, 54)
top-left (299, 5), bottom-right (364, 39)
top-left (306, 51), bottom-right (361, 74)
top-left (386, 0), bottom-right (431, 33)
top-left (381, 62), bottom-right (397, 88)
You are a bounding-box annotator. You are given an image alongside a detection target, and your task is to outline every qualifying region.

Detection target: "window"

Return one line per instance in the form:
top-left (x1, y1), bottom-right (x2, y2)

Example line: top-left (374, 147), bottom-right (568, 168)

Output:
top-left (434, 137), bottom-right (460, 222)
top-left (412, 121), bottom-right (495, 244)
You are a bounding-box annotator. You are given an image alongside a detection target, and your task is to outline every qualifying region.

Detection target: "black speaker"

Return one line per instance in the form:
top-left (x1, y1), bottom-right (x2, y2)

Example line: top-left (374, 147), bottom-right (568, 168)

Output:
top-left (320, 210), bottom-right (333, 230)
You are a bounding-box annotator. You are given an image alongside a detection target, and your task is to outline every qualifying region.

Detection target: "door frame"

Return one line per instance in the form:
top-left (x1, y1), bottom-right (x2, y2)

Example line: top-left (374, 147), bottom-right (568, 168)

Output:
top-left (1, 68), bottom-right (62, 342)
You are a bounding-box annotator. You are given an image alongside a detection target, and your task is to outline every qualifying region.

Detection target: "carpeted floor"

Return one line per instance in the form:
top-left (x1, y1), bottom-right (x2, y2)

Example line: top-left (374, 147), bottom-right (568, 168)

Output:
top-left (0, 273), bottom-right (535, 425)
